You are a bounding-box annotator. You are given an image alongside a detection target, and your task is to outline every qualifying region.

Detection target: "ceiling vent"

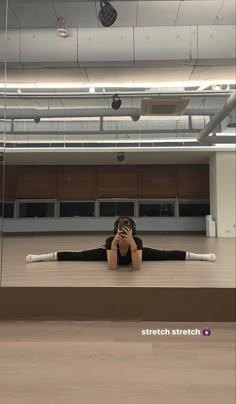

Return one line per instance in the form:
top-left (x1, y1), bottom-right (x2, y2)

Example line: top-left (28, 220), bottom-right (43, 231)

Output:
top-left (140, 98), bottom-right (190, 116)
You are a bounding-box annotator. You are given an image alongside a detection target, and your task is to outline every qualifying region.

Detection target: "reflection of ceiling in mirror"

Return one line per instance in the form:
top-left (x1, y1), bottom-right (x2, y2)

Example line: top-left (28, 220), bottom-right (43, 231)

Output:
top-left (0, 0), bottom-right (235, 150)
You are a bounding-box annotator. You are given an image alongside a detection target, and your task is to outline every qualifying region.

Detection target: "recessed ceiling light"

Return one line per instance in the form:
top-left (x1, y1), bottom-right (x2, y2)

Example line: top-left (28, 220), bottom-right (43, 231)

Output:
top-left (57, 17), bottom-right (68, 38)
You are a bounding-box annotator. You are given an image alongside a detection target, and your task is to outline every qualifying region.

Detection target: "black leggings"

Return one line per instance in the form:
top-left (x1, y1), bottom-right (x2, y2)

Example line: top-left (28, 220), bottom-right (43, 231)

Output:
top-left (57, 247), bottom-right (186, 261)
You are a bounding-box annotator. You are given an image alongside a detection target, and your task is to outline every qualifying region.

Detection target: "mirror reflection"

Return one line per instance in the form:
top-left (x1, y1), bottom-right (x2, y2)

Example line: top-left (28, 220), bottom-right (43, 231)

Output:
top-left (1, 0), bottom-right (235, 288)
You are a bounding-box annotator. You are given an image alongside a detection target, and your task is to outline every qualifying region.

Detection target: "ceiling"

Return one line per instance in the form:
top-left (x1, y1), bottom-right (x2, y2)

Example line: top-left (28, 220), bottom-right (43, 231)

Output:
top-left (1, 0), bottom-right (235, 29)
top-left (0, 0), bottom-right (235, 164)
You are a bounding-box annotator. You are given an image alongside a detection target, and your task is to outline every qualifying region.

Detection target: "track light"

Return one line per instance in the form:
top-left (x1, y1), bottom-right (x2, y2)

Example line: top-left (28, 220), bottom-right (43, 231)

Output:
top-left (111, 94), bottom-right (121, 110)
top-left (131, 115), bottom-right (140, 122)
top-left (98, 0), bottom-right (117, 27)
top-left (57, 17), bottom-right (68, 37)
top-left (117, 152), bottom-right (125, 162)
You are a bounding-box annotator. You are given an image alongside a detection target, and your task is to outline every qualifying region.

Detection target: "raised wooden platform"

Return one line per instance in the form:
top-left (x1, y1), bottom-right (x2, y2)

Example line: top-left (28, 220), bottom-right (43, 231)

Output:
top-left (0, 286), bottom-right (235, 321)
top-left (0, 235), bottom-right (235, 321)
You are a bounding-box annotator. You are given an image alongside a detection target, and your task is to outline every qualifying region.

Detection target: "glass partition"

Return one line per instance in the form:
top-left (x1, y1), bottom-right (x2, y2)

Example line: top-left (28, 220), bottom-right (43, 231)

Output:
top-left (18, 200), bottom-right (56, 218)
top-left (179, 200), bottom-right (210, 217)
top-left (139, 200), bottom-right (176, 218)
top-left (59, 201), bottom-right (95, 218)
top-left (99, 200), bottom-right (135, 217)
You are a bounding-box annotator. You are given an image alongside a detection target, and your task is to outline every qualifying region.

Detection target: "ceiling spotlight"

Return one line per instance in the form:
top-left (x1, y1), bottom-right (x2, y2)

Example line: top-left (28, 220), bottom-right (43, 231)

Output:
top-left (98, 0), bottom-right (117, 27)
top-left (117, 152), bottom-right (125, 162)
top-left (57, 17), bottom-right (68, 37)
top-left (111, 94), bottom-right (121, 110)
top-left (131, 115), bottom-right (140, 122)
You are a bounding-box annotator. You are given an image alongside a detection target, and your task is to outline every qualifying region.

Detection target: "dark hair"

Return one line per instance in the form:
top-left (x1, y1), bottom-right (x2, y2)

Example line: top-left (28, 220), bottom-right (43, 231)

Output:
top-left (113, 216), bottom-right (136, 235)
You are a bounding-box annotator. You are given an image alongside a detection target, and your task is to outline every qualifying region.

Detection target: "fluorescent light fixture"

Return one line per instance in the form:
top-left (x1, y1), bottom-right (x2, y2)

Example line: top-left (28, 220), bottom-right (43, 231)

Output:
top-left (0, 80), bottom-right (234, 90)
top-left (40, 117), bottom-right (100, 122)
top-left (5, 138), bottom-right (198, 144)
top-left (3, 145), bottom-right (236, 153)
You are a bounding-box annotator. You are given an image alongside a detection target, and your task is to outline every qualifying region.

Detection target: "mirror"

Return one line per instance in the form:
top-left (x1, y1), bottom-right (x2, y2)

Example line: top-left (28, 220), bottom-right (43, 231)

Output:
top-left (3, 0), bottom-right (230, 291)
top-left (0, 0), bottom-right (9, 286)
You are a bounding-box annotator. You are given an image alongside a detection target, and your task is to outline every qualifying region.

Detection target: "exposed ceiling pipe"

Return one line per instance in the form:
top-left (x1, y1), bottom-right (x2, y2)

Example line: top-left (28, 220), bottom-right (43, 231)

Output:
top-left (0, 91), bottom-right (231, 99)
top-left (0, 108), bottom-right (214, 120)
top-left (0, 108), bottom-right (140, 120)
top-left (4, 129), bottom-right (199, 136)
top-left (197, 91), bottom-right (236, 142)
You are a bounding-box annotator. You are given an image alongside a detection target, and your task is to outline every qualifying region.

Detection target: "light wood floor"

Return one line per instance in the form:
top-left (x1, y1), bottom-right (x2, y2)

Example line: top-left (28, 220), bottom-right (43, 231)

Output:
top-left (1, 234), bottom-right (235, 287)
top-left (0, 321), bottom-right (235, 404)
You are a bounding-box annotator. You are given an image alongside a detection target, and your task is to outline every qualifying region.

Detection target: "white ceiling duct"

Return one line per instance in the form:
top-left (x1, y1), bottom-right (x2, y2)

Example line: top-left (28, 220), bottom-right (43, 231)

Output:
top-left (197, 91), bottom-right (236, 142)
top-left (0, 25), bottom-right (235, 68)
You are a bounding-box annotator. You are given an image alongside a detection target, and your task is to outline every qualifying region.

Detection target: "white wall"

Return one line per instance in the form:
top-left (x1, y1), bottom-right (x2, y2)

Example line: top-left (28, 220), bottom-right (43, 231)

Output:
top-left (1, 217), bottom-right (206, 233)
top-left (210, 151), bottom-right (236, 237)
top-left (209, 153), bottom-right (217, 226)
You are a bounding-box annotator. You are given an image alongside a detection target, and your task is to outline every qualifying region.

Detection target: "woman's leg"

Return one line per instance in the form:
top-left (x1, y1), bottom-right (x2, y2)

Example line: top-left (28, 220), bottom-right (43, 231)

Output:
top-left (142, 247), bottom-right (186, 261)
top-left (142, 247), bottom-right (216, 261)
top-left (57, 247), bottom-right (107, 261)
top-left (26, 247), bottom-right (107, 263)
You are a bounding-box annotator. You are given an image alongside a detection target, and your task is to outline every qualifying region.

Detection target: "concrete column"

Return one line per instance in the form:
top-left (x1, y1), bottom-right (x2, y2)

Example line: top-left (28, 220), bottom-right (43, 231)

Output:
top-left (209, 151), bottom-right (236, 237)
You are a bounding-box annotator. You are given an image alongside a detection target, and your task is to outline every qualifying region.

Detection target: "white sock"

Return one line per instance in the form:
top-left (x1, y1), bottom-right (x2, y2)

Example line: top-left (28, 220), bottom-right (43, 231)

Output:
top-left (186, 252), bottom-right (216, 262)
top-left (25, 252), bottom-right (58, 263)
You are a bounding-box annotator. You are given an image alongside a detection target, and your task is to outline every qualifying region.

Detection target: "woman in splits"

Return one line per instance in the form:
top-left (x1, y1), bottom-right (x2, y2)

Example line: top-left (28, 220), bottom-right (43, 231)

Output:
top-left (25, 216), bottom-right (216, 269)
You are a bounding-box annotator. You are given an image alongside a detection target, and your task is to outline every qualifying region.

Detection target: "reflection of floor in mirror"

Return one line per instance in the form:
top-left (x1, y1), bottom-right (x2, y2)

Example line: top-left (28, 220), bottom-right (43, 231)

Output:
top-left (0, 321), bottom-right (235, 404)
top-left (1, 234), bottom-right (235, 287)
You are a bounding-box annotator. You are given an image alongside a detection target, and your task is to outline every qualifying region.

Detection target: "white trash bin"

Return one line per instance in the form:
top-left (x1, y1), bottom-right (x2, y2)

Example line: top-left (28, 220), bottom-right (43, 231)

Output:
top-left (206, 215), bottom-right (216, 237)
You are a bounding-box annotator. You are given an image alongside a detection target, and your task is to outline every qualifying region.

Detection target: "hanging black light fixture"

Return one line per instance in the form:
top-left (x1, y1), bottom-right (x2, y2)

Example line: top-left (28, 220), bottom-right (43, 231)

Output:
top-left (98, 0), bottom-right (117, 27)
top-left (111, 94), bottom-right (122, 110)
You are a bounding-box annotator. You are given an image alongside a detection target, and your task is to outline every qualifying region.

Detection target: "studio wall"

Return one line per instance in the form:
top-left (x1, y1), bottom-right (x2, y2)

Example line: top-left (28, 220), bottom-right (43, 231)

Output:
top-left (1, 165), bottom-right (209, 201)
top-left (2, 164), bottom-right (209, 200)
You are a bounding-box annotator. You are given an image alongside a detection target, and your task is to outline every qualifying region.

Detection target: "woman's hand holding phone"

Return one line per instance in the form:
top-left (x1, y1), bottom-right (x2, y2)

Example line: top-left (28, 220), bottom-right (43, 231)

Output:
top-left (119, 227), bottom-right (133, 245)
top-left (111, 232), bottom-right (123, 248)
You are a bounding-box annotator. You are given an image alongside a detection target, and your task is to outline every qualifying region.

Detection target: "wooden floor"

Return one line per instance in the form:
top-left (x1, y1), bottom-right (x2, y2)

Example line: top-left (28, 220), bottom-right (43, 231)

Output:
top-left (1, 234), bottom-right (235, 287)
top-left (0, 321), bottom-right (235, 404)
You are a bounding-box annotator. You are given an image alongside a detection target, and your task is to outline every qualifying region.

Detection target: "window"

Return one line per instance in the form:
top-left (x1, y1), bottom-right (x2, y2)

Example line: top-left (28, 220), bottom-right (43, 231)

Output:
top-left (139, 202), bottom-right (175, 217)
top-left (59, 202), bottom-right (95, 217)
top-left (179, 201), bottom-right (210, 217)
top-left (99, 201), bottom-right (134, 217)
top-left (0, 202), bottom-right (15, 218)
top-left (18, 201), bottom-right (55, 218)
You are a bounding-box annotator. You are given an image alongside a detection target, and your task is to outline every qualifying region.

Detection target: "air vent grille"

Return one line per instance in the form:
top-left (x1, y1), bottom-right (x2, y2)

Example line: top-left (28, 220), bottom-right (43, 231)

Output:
top-left (141, 98), bottom-right (190, 116)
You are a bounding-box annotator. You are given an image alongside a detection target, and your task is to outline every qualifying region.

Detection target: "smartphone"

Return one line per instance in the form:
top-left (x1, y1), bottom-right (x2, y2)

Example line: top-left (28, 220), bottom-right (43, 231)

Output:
top-left (118, 219), bottom-right (130, 237)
